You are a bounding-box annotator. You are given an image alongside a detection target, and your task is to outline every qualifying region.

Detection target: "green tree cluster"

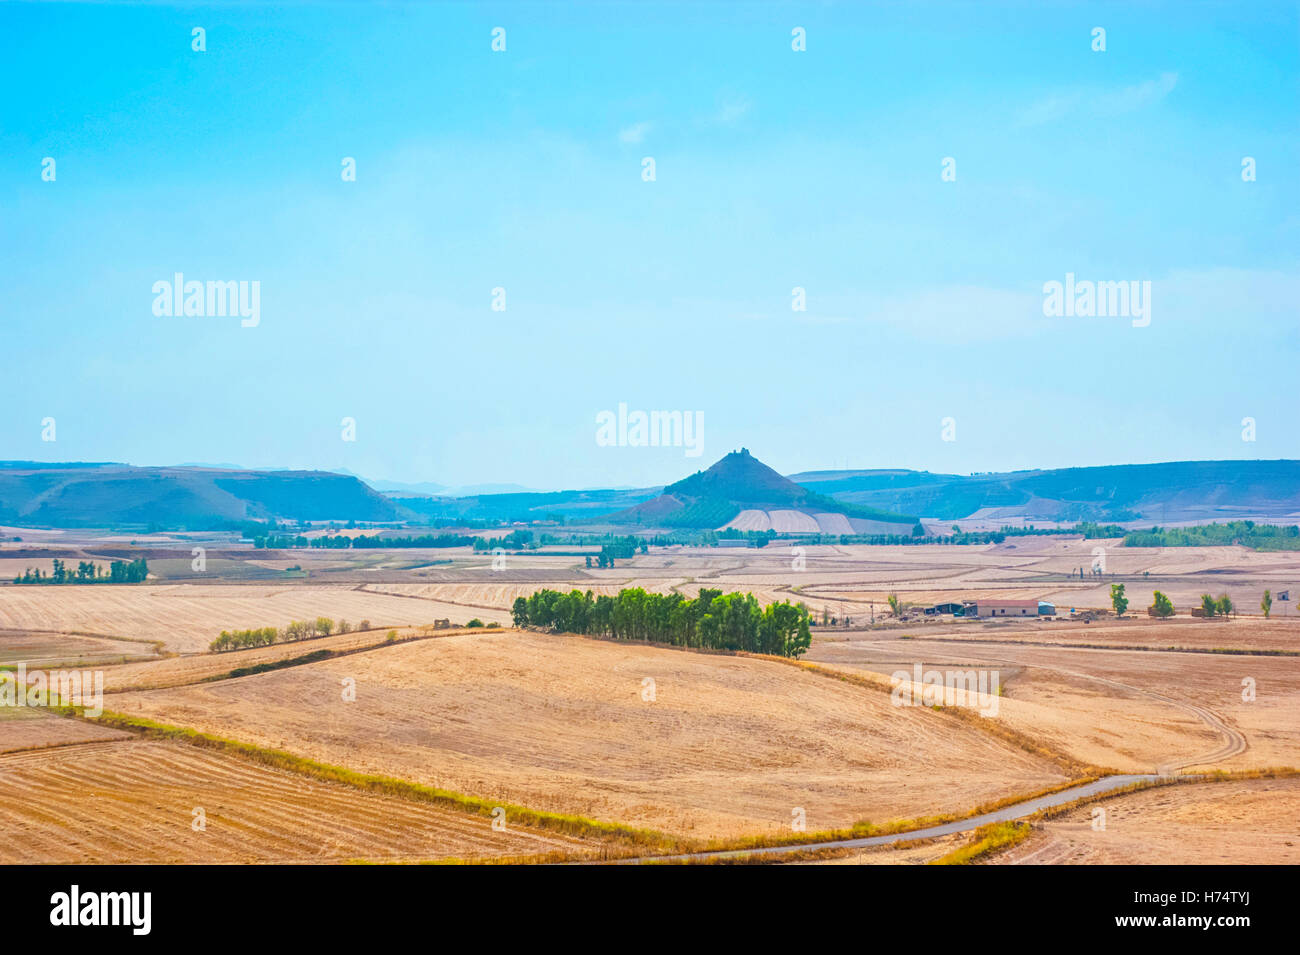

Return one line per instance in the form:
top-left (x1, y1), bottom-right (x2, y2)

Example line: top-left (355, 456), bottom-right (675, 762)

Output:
top-left (510, 587), bottom-right (812, 657)
top-left (13, 558), bottom-right (147, 585)
top-left (1124, 522), bottom-right (1300, 551)
top-left (1150, 591), bottom-right (1175, 618)
top-left (1110, 583), bottom-right (1128, 616)
top-left (210, 616), bottom-right (338, 652)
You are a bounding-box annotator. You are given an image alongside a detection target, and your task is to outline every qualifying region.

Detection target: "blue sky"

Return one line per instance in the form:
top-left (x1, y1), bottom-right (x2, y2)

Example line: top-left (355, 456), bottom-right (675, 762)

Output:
top-left (2, 1), bottom-right (1296, 490)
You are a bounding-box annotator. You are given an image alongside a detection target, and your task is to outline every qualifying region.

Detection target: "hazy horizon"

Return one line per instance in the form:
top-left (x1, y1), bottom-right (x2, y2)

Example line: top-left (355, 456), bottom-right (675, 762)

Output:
top-left (5, 452), bottom-right (1300, 499)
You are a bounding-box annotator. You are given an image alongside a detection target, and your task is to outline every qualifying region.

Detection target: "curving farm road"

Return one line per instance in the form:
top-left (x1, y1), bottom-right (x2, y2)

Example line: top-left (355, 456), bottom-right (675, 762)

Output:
top-left (620, 774), bottom-right (1168, 864)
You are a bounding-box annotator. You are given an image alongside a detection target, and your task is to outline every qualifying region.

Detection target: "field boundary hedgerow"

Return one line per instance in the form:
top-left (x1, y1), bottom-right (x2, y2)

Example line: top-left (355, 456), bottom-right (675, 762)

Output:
top-left (104, 626), bottom-right (505, 693)
top-left (930, 821), bottom-right (1033, 864)
top-left (201, 627), bottom-right (505, 685)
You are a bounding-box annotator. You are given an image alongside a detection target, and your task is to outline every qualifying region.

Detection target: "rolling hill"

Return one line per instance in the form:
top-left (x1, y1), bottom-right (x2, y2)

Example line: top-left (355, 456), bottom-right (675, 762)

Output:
top-left (790, 460), bottom-right (1300, 524)
top-left (0, 463), bottom-right (402, 528)
top-left (605, 449), bottom-right (919, 531)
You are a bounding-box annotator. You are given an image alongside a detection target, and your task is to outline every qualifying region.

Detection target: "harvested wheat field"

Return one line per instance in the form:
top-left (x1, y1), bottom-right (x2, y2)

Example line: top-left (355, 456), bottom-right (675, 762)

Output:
top-left (107, 630), bottom-right (1071, 841)
top-left (889, 618), bottom-right (1300, 653)
top-left (361, 578), bottom-right (688, 613)
top-left (0, 583), bottom-right (487, 653)
top-left (0, 709), bottom-right (133, 754)
top-left (992, 777), bottom-right (1300, 865)
top-left (83, 625), bottom-right (499, 693)
top-left (807, 630), bottom-right (1300, 773)
top-left (0, 738), bottom-right (597, 863)
top-left (0, 629), bottom-right (160, 667)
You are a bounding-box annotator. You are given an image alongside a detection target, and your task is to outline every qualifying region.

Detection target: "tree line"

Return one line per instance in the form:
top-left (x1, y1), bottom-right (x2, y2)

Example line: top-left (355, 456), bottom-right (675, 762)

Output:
top-left (12, 558), bottom-right (148, 585)
top-left (210, 616), bottom-right (371, 652)
top-left (1123, 521), bottom-right (1300, 551)
top-left (471, 529), bottom-right (536, 552)
top-left (253, 533), bottom-right (477, 549)
top-left (1141, 589), bottom-right (1241, 619)
top-left (510, 587), bottom-right (812, 657)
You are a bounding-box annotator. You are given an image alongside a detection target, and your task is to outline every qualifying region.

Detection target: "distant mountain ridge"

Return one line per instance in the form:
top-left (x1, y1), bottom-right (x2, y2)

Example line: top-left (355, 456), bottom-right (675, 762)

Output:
top-left (0, 464), bottom-right (400, 527)
top-left (790, 459), bottom-right (1300, 523)
top-left (1, 457), bottom-right (1296, 530)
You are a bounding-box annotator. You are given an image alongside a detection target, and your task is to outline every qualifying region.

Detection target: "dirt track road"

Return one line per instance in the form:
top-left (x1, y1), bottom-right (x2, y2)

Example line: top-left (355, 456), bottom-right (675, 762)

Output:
top-left (621, 774), bottom-right (1166, 864)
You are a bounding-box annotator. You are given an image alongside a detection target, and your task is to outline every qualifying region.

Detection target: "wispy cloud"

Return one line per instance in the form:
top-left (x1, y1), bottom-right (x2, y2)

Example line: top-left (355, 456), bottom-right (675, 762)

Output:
top-left (1019, 71), bottom-right (1178, 127)
top-left (713, 95), bottom-right (752, 125)
top-left (1104, 71), bottom-right (1179, 112)
top-left (618, 121), bottom-right (652, 144)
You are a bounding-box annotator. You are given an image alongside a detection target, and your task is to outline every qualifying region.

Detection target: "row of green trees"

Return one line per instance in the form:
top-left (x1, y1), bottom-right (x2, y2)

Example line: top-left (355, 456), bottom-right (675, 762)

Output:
top-left (1198, 593), bottom-right (1235, 618)
top-left (1142, 589), bottom-right (1239, 618)
top-left (253, 533), bottom-right (476, 549)
top-left (583, 538), bottom-right (646, 567)
top-left (12, 558), bottom-right (147, 585)
top-left (210, 616), bottom-right (371, 652)
top-left (510, 587), bottom-right (812, 657)
top-left (783, 530), bottom-right (1011, 546)
top-left (472, 530), bottom-right (536, 552)
top-left (1123, 521), bottom-right (1300, 551)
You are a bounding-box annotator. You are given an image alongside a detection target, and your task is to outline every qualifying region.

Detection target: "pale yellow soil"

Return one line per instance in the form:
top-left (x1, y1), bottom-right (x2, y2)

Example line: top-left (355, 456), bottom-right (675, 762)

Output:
top-left (993, 777), bottom-right (1300, 865)
top-left (0, 584), bottom-right (484, 653)
top-left (806, 627), bottom-right (1300, 774)
top-left (0, 628), bottom-right (160, 667)
top-left (77, 626), bottom-right (497, 693)
top-left (0, 709), bottom-right (133, 753)
top-left (0, 739), bottom-right (595, 863)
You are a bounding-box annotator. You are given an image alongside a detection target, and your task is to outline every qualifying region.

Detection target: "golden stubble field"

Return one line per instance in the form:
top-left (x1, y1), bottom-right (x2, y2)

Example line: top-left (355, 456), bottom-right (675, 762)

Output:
top-left (0, 628), bottom-right (160, 667)
top-left (0, 708), bottom-right (133, 754)
top-left (4, 534), bottom-right (1299, 863)
top-left (105, 630), bottom-right (1071, 841)
top-left (82, 625), bottom-right (499, 693)
top-left (0, 583), bottom-right (496, 654)
top-left (992, 777), bottom-right (1300, 865)
top-left (808, 777), bottom-right (1300, 866)
top-left (0, 738), bottom-right (596, 863)
top-left (805, 622), bottom-right (1300, 774)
